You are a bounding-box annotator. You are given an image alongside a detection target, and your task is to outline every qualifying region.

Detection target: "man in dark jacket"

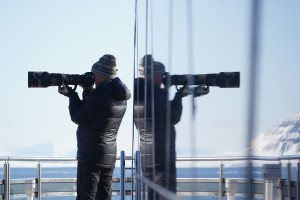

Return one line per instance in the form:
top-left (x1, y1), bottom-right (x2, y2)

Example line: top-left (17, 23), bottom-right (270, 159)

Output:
top-left (58, 54), bottom-right (131, 200)
top-left (134, 55), bottom-right (186, 200)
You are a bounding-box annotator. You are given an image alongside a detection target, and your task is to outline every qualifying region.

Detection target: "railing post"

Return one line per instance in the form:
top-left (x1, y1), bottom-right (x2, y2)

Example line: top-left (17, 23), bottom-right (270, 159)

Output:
top-left (287, 163), bottom-right (292, 199)
top-left (37, 163), bottom-right (42, 200)
top-left (25, 179), bottom-right (35, 200)
top-left (4, 163), bottom-right (10, 200)
top-left (120, 151), bottom-right (125, 200)
top-left (219, 163), bottom-right (224, 199)
top-left (297, 162), bottom-right (300, 200)
top-left (263, 164), bottom-right (281, 200)
top-left (248, 162), bottom-right (252, 200)
top-left (135, 151), bottom-right (141, 200)
top-left (225, 179), bottom-right (238, 200)
top-left (279, 162), bottom-right (283, 200)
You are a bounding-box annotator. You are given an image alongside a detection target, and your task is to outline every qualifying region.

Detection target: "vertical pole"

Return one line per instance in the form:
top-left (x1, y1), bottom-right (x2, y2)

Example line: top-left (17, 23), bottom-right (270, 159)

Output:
top-left (120, 151), bottom-right (125, 200)
top-left (287, 163), bottom-right (292, 199)
top-left (246, 0), bottom-right (262, 198)
top-left (219, 163), bottom-right (223, 199)
top-left (248, 162), bottom-right (252, 200)
top-left (25, 179), bottom-right (35, 200)
top-left (264, 180), bottom-right (273, 200)
top-left (263, 164), bottom-right (281, 200)
top-left (225, 179), bottom-right (238, 200)
top-left (135, 151), bottom-right (141, 200)
top-left (279, 162), bottom-right (283, 200)
top-left (37, 163), bottom-right (42, 200)
top-left (4, 163), bottom-right (10, 200)
top-left (297, 162), bottom-right (300, 200)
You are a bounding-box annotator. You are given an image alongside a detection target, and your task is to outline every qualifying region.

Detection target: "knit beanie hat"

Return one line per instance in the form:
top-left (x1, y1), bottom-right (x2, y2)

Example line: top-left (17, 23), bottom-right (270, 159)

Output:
top-left (91, 54), bottom-right (117, 79)
top-left (139, 54), bottom-right (165, 79)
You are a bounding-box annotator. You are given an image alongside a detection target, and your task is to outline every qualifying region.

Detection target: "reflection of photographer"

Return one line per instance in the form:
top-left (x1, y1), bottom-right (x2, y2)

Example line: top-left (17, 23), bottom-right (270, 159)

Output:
top-left (134, 55), bottom-right (187, 200)
top-left (133, 54), bottom-right (241, 199)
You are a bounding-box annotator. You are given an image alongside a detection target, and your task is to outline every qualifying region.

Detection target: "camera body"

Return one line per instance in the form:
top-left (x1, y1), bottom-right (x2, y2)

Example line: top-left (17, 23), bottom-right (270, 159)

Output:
top-left (28, 71), bottom-right (94, 88)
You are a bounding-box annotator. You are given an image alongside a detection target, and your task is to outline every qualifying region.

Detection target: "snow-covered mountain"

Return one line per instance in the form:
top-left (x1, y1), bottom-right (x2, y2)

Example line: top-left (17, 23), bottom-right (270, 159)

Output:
top-left (252, 113), bottom-right (300, 156)
top-left (2, 114), bottom-right (300, 158)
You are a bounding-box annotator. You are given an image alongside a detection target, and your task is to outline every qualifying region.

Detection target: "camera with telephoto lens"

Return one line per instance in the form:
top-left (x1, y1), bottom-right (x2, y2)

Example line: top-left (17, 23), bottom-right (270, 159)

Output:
top-left (162, 72), bottom-right (240, 96)
top-left (28, 71), bottom-right (94, 88)
top-left (163, 72), bottom-right (240, 88)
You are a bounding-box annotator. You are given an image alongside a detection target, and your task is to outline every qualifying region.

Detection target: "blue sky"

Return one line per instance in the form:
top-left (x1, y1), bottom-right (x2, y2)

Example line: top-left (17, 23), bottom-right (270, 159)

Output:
top-left (0, 0), bottom-right (299, 158)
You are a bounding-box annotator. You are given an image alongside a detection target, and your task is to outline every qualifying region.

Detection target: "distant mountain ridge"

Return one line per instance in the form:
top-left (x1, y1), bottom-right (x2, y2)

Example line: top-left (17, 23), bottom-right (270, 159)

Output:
top-left (1, 142), bottom-right (76, 158)
top-left (2, 114), bottom-right (300, 158)
top-left (252, 113), bottom-right (300, 156)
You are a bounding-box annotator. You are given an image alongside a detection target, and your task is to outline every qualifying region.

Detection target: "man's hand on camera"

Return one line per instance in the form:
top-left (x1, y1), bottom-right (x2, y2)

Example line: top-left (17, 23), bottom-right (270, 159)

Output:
top-left (175, 86), bottom-right (190, 99)
top-left (58, 83), bottom-right (77, 98)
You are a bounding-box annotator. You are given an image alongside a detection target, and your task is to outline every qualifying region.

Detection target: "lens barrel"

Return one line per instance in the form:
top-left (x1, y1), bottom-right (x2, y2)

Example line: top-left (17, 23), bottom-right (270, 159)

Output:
top-left (164, 72), bottom-right (240, 88)
top-left (28, 71), bottom-right (93, 88)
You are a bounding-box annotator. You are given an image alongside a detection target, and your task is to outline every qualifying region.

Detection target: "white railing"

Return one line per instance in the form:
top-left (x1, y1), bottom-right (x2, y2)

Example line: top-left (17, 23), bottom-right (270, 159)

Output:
top-left (1, 152), bottom-right (300, 200)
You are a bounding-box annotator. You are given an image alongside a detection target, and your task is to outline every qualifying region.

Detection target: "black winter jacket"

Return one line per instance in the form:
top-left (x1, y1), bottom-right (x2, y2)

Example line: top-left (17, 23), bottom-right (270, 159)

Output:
top-left (133, 78), bottom-right (183, 171)
top-left (68, 77), bottom-right (131, 167)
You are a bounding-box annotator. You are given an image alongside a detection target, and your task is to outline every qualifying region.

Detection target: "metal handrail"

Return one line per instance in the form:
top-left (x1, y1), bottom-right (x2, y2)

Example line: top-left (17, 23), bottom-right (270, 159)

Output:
top-left (1, 154), bottom-right (300, 200)
top-left (0, 152), bottom-right (129, 200)
top-left (2, 155), bottom-right (300, 162)
top-left (0, 157), bottom-right (77, 162)
top-left (176, 155), bottom-right (300, 162)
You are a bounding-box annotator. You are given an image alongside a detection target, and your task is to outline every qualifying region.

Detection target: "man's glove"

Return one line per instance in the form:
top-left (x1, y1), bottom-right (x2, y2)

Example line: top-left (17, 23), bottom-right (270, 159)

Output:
top-left (193, 86), bottom-right (209, 97)
top-left (175, 86), bottom-right (190, 99)
top-left (58, 83), bottom-right (77, 98)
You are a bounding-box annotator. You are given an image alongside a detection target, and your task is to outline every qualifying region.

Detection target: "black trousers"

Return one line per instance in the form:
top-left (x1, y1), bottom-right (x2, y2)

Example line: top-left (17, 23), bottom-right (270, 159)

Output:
top-left (76, 161), bottom-right (114, 200)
